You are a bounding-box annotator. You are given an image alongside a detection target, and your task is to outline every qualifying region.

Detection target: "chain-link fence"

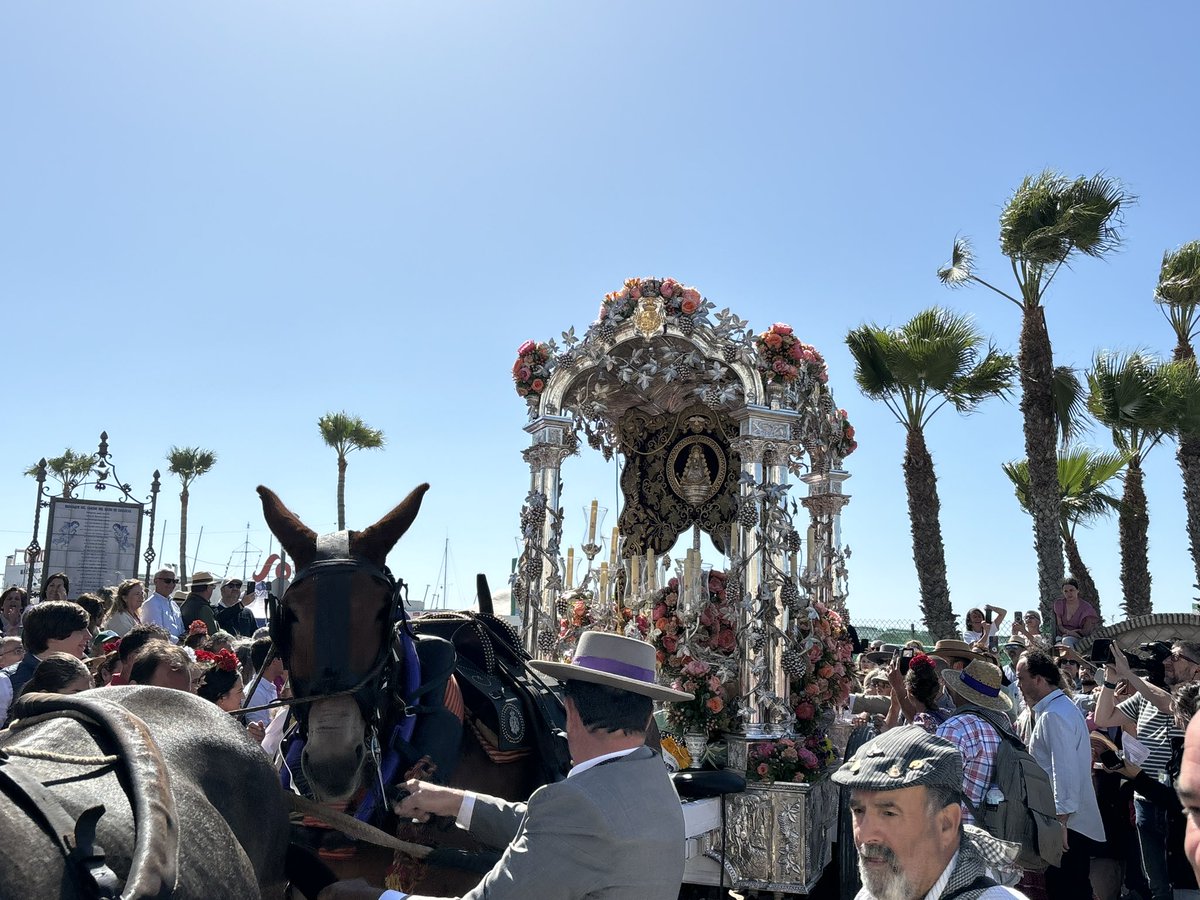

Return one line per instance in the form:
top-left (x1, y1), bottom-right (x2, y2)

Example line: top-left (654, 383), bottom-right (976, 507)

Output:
top-left (852, 617), bottom-right (1026, 649)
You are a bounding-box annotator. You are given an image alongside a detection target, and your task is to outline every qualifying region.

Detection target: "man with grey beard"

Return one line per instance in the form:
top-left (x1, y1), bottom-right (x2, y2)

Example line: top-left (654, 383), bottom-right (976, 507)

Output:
top-left (834, 726), bottom-right (1028, 900)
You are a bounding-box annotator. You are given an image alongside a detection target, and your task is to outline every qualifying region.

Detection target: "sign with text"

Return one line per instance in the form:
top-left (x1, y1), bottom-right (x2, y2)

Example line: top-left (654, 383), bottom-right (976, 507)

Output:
top-left (44, 498), bottom-right (143, 596)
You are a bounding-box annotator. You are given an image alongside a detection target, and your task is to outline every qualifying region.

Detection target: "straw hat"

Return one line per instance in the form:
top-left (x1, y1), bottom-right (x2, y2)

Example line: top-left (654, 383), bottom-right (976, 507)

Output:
top-left (531, 631), bottom-right (693, 702)
top-left (941, 659), bottom-right (1012, 712)
top-left (928, 639), bottom-right (981, 665)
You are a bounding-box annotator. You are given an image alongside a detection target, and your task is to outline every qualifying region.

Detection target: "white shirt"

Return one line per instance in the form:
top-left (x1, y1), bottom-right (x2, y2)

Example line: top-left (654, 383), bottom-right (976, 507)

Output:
top-left (1027, 688), bottom-right (1106, 842)
top-left (141, 592), bottom-right (183, 641)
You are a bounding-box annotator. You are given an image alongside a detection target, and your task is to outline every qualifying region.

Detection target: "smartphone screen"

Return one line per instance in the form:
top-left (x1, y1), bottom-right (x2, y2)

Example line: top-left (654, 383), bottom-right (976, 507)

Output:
top-left (1099, 749), bottom-right (1122, 769)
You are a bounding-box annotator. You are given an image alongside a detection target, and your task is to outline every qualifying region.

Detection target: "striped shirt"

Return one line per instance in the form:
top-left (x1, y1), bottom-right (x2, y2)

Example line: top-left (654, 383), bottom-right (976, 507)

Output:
top-left (1117, 693), bottom-right (1180, 781)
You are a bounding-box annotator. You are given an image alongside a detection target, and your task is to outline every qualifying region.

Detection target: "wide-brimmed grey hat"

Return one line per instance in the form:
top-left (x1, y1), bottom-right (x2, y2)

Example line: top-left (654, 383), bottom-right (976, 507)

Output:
top-left (531, 631), bottom-right (693, 702)
top-left (834, 725), bottom-right (963, 792)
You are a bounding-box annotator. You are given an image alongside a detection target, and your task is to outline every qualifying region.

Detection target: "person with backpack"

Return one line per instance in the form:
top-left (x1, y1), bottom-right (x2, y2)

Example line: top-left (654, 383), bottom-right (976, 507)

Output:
top-left (937, 658), bottom-right (1065, 880)
top-left (834, 725), bottom-right (1029, 898)
top-left (1014, 650), bottom-right (1105, 895)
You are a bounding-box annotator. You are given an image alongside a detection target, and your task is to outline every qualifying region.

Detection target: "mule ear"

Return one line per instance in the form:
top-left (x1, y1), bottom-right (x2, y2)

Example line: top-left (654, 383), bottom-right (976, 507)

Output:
top-left (353, 483), bottom-right (430, 565)
top-left (257, 486), bottom-right (318, 569)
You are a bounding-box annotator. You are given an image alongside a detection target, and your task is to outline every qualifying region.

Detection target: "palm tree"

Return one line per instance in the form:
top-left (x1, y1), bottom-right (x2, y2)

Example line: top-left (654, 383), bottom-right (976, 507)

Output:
top-left (166, 446), bottom-right (217, 585)
top-left (25, 449), bottom-right (96, 498)
top-left (1154, 240), bottom-right (1200, 598)
top-left (1086, 352), bottom-right (1176, 617)
top-left (1001, 448), bottom-right (1127, 617)
top-left (939, 171), bottom-right (1131, 622)
top-left (846, 308), bottom-right (1017, 639)
top-left (318, 412), bottom-right (386, 529)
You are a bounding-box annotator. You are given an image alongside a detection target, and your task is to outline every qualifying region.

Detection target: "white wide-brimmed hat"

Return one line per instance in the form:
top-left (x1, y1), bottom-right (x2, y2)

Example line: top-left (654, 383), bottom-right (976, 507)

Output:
top-left (531, 631), bottom-right (693, 702)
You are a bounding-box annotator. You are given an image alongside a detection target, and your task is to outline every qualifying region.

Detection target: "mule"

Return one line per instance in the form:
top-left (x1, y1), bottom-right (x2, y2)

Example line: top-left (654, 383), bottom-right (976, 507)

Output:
top-left (0, 685), bottom-right (290, 899)
top-left (257, 484), bottom-right (569, 897)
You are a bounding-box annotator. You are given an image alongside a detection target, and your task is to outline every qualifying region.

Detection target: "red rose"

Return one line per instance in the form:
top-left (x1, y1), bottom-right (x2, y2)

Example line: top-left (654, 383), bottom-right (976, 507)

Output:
top-left (771, 323), bottom-right (793, 335)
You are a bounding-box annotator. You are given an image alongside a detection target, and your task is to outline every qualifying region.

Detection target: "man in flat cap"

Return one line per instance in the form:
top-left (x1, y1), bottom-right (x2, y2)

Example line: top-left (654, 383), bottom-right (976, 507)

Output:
top-left (319, 631), bottom-right (692, 900)
top-left (835, 725), bottom-right (1028, 899)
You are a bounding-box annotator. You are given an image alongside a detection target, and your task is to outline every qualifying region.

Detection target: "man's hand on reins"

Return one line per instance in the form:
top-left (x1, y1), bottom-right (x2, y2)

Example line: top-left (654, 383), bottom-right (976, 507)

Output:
top-left (392, 778), bottom-right (465, 822)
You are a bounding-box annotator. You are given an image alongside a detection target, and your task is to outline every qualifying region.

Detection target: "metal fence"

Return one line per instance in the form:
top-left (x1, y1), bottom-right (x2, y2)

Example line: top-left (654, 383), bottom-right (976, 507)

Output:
top-left (852, 617), bottom-right (1024, 649)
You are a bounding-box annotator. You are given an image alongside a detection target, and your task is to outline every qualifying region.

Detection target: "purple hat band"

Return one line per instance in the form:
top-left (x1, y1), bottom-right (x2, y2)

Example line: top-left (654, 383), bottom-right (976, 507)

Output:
top-left (572, 655), bottom-right (655, 684)
top-left (959, 670), bottom-right (1000, 698)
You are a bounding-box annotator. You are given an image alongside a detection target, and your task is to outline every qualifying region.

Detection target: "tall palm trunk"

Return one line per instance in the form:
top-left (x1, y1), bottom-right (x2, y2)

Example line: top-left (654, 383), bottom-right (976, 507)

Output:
top-left (1063, 528), bottom-right (1101, 619)
top-left (1019, 305), bottom-right (1065, 622)
top-left (179, 487), bottom-right (190, 585)
top-left (1174, 340), bottom-right (1200, 601)
top-left (336, 456), bottom-right (348, 530)
top-left (1179, 436), bottom-right (1200, 601)
top-left (1119, 456), bottom-right (1152, 617)
top-left (903, 428), bottom-right (955, 639)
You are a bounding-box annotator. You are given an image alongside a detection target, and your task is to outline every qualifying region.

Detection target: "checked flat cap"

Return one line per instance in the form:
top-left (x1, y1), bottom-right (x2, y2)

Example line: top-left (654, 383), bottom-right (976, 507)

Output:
top-left (832, 725), bottom-right (963, 792)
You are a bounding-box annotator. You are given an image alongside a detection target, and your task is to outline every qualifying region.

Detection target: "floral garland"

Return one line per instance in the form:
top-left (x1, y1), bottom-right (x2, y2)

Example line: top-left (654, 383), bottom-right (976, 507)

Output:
top-left (554, 588), bottom-right (596, 660)
top-left (199, 648), bottom-right (239, 673)
top-left (512, 340), bottom-right (554, 399)
top-left (650, 571), bottom-right (740, 738)
top-left (747, 734), bottom-right (838, 784)
top-left (832, 408), bottom-right (858, 459)
top-left (596, 277), bottom-right (705, 329)
top-left (754, 323), bottom-right (828, 386)
top-left (101, 639), bottom-right (121, 655)
top-left (789, 601), bottom-right (853, 736)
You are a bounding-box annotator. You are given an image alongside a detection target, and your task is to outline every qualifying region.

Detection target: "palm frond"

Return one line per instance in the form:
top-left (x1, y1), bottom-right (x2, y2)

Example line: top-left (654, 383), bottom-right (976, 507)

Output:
top-left (1000, 170), bottom-right (1131, 267)
top-left (1051, 365), bottom-right (1090, 446)
top-left (1155, 241), bottom-right (1200, 352)
top-left (945, 345), bottom-right (1019, 413)
top-left (937, 236), bottom-right (976, 287)
top-left (845, 325), bottom-right (899, 398)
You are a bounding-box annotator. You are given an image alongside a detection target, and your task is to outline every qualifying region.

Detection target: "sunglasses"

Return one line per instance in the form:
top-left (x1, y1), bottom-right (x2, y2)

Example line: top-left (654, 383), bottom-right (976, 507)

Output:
top-left (157, 577), bottom-right (179, 584)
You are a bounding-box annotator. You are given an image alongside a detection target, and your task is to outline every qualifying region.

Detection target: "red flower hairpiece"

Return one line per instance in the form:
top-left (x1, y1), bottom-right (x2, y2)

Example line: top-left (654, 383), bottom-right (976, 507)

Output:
top-left (188, 620), bottom-right (209, 635)
top-left (212, 648), bottom-right (239, 673)
top-left (910, 653), bottom-right (935, 673)
top-left (194, 649), bottom-right (218, 664)
top-left (102, 639), bottom-right (121, 654)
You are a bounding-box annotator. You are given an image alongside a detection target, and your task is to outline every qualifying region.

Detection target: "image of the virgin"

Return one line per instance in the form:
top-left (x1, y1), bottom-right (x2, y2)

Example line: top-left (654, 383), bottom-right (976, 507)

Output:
top-left (674, 441), bottom-right (715, 506)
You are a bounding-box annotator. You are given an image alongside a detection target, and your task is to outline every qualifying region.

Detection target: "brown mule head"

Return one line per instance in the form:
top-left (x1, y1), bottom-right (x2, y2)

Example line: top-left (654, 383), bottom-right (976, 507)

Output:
top-left (256, 483), bottom-right (429, 801)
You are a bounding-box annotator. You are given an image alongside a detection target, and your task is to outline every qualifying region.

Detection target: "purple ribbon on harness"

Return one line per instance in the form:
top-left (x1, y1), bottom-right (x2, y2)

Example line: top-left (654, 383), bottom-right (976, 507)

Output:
top-left (572, 655), bottom-right (655, 683)
top-left (959, 670), bottom-right (1000, 697)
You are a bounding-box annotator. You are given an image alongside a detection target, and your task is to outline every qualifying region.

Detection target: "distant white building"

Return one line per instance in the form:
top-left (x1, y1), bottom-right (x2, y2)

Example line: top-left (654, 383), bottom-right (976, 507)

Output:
top-left (4, 550), bottom-right (42, 593)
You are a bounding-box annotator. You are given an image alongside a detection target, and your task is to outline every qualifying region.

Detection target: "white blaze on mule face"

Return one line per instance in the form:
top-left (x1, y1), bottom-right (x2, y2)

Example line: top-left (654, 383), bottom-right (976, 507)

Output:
top-left (302, 695), bottom-right (368, 802)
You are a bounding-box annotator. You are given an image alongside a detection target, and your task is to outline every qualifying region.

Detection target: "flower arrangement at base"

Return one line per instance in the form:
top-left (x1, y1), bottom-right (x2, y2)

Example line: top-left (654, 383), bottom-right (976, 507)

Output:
top-left (512, 340), bottom-right (554, 400)
top-left (754, 323), bottom-right (828, 386)
top-left (650, 570), bottom-right (741, 739)
top-left (747, 733), bottom-right (838, 784)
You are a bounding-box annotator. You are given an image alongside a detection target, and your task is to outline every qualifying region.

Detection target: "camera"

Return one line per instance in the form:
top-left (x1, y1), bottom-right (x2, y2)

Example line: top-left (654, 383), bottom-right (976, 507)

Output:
top-left (1091, 639), bottom-right (1171, 687)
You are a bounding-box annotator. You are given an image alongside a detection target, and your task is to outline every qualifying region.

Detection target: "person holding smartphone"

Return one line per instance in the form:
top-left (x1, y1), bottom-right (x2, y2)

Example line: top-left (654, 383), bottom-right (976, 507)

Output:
top-left (962, 604), bottom-right (1007, 650)
top-left (1098, 683), bottom-right (1200, 898)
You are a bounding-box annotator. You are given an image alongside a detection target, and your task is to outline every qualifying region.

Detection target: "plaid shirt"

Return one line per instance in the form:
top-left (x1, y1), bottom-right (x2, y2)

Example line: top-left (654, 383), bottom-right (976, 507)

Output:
top-left (937, 712), bottom-right (1002, 824)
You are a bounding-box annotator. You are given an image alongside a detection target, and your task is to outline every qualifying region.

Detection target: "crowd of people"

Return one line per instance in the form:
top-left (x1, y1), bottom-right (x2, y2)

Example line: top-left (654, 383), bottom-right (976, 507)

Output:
top-left (0, 570), bottom-right (287, 752)
top-left (846, 579), bottom-right (1198, 900)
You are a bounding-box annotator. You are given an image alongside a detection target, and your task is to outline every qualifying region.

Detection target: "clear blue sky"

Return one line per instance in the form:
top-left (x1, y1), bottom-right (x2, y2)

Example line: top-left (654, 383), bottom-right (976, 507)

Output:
top-left (3, 3), bottom-right (1198, 622)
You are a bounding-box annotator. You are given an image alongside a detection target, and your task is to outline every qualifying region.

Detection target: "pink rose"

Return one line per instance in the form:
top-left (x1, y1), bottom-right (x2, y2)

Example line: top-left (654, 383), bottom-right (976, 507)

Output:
top-left (804, 683), bottom-right (820, 696)
top-left (653, 603), bottom-right (667, 620)
top-left (716, 629), bottom-right (736, 651)
top-left (660, 278), bottom-right (678, 298)
top-left (757, 763), bottom-right (769, 776)
top-left (683, 658), bottom-right (711, 676)
top-left (795, 701), bottom-right (816, 721)
top-left (530, 378), bottom-right (544, 392)
top-left (818, 664), bottom-right (834, 679)
top-left (771, 323), bottom-right (793, 335)
top-left (788, 342), bottom-right (805, 361)
top-left (629, 283), bottom-right (641, 299)
top-left (517, 340), bottom-right (536, 356)
top-left (663, 636), bottom-right (677, 652)
top-left (763, 331), bottom-right (783, 350)
top-left (819, 371), bottom-right (829, 383)
top-left (516, 386), bottom-right (529, 396)
top-left (668, 577), bottom-right (679, 589)
top-left (773, 359), bottom-right (790, 374)
top-left (681, 287), bottom-right (701, 304)
top-left (518, 365), bottom-right (532, 381)
top-left (808, 645), bottom-right (824, 663)
top-left (798, 748), bottom-right (819, 768)
top-left (680, 297), bottom-right (699, 315)
top-left (708, 675), bottom-right (722, 692)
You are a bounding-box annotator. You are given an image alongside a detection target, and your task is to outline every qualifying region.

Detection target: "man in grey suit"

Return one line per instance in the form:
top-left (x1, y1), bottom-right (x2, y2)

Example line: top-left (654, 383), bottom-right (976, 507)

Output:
top-left (319, 631), bottom-right (692, 900)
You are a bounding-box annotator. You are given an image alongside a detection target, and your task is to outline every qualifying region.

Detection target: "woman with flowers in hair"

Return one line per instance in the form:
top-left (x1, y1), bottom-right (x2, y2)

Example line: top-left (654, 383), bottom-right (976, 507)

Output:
top-left (882, 653), bottom-right (948, 733)
top-left (195, 648), bottom-right (266, 744)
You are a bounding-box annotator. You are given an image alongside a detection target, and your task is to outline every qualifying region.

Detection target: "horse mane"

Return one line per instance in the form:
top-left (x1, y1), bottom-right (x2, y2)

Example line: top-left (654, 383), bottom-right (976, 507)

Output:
top-left (256, 484), bottom-right (430, 569)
